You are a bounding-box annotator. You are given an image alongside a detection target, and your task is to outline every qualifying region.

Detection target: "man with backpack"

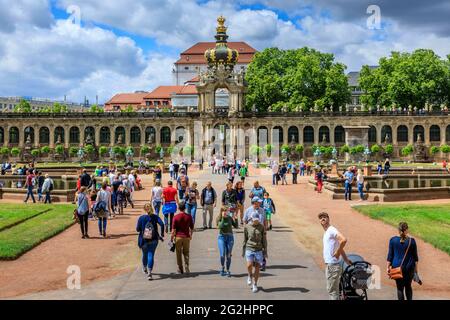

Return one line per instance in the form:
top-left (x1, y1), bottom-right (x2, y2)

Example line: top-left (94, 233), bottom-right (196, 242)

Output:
top-left (136, 203), bottom-right (165, 280)
top-left (201, 181), bottom-right (217, 229)
top-left (23, 171), bottom-right (36, 203)
top-left (171, 201), bottom-right (194, 274)
top-left (176, 170), bottom-right (189, 201)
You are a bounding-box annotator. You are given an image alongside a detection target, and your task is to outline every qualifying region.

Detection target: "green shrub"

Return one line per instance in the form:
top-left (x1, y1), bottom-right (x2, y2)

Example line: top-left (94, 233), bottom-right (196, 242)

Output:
top-left (0, 147), bottom-right (9, 156)
top-left (281, 144), bottom-right (291, 154)
top-left (350, 145), bottom-right (365, 155)
top-left (31, 149), bottom-right (40, 157)
top-left (155, 144), bottom-right (162, 154)
top-left (69, 147), bottom-right (78, 157)
top-left (340, 145), bottom-right (350, 154)
top-left (311, 144), bottom-right (320, 153)
top-left (55, 145), bottom-right (64, 155)
top-left (250, 145), bottom-right (262, 156)
top-left (11, 147), bottom-right (20, 156)
top-left (371, 144), bottom-right (381, 154)
top-left (384, 144), bottom-right (394, 155)
top-left (320, 146), bottom-right (333, 156)
top-left (40, 146), bottom-right (51, 154)
top-left (264, 144), bottom-right (273, 153)
top-left (401, 145), bottom-right (414, 156)
top-left (99, 146), bottom-right (108, 156)
top-left (295, 144), bottom-right (304, 154)
top-left (441, 145), bottom-right (450, 153)
top-left (182, 145), bottom-right (194, 157)
top-left (430, 146), bottom-right (440, 155)
top-left (83, 144), bottom-right (95, 155)
top-left (140, 146), bottom-right (150, 155)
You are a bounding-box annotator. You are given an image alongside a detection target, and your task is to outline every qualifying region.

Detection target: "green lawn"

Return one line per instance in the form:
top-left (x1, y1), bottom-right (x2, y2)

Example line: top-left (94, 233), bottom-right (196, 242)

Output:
top-left (354, 204), bottom-right (450, 255)
top-left (0, 205), bottom-right (51, 231)
top-left (0, 204), bottom-right (76, 260)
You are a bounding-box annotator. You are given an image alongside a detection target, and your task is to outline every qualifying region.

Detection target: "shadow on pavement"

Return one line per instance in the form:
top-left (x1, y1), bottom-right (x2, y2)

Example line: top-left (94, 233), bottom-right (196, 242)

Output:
top-left (260, 286), bottom-right (310, 293)
top-left (266, 264), bottom-right (307, 270)
top-left (150, 270), bottom-right (276, 280)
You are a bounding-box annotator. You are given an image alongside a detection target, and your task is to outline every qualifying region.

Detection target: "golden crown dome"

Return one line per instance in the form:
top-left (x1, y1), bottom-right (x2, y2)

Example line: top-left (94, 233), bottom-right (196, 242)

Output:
top-left (205, 16), bottom-right (239, 67)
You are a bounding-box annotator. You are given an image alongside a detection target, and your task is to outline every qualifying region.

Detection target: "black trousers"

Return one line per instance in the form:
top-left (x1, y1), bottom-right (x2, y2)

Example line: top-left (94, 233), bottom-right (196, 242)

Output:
top-left (395, 272), bottom-right (413, 300)
top-left (292, 173), bottom-right (298, 184)
top-left (77, 212), bottom-right (89, 235)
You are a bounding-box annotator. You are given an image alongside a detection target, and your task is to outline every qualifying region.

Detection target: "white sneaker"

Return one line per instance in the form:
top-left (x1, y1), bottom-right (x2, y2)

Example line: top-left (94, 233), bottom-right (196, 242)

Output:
top-left (247, 276), bottom-right (252, 286)
top-left (142, 266), bottom-right (148, 274)
top-left (252, 284), bottom-right (258, 293)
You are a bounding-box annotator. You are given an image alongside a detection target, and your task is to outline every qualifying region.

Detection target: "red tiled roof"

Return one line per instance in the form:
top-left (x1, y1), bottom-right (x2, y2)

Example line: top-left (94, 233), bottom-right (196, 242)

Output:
top-left (186, 76), bottom-right (200, 83)
top-left (105, 93), bottom-right (147, 105)
top-left (144, 86), bottom-right (184, 99)
top-left (178, 85), bottom-right (198, 95)
top-left (175, 42), bottom-right (257, 65)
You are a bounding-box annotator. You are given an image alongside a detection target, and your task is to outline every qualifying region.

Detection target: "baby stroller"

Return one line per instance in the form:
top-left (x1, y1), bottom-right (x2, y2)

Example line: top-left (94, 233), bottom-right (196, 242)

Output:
top-left (339, 254), bottom-right (373, 300)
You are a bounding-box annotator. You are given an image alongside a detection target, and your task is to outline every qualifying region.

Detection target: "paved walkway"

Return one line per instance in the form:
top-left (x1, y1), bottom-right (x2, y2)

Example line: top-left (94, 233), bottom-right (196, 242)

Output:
top-left (17, 169), bottom-right (329, 300)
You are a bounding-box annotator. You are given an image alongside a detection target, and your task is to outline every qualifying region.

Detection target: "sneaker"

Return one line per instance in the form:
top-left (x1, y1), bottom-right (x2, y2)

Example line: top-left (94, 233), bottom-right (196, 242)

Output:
top-left (147, 273), bottom-right (153, 281)
top-left (247, 276), bottom-right (252, 286)
top-left (142, 266), bottom-right (148, 274)
top-left (269, 225), bottom-right (273, 230)
top-left (220, 269), bottom-right (226, 276)
top-left (226, 271), bottom-right (231, 278)
top-left (252, 284), bottom-right (258, 293)
top-left (85, 234), bottom-right (90, 239)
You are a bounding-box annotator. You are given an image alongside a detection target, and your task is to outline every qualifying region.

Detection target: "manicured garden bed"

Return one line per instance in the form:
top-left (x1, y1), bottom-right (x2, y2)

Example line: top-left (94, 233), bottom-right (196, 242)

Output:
top-left (354, 203), bottom-right (450, 255)
top-left (0, 205), bottom-right (51, 231)
top-left (0, 204), bottom-right (76, 260)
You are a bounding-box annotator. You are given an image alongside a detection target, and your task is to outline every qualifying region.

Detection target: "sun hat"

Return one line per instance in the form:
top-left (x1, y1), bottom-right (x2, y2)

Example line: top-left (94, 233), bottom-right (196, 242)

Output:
top-left (251, 196), bottom-right (263, 203)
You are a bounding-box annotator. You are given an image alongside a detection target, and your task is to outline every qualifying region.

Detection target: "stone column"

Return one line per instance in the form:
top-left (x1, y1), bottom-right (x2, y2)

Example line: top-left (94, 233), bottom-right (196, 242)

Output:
top-left (140, 125), bottom-right (146, 146)
top-left (298, 125), bottom-right (304, 146)
top-left (376, 125), bottom-right (383, 145)
top-left (170, 126), bottom-right (176, 145)
top-left (80, 125), bottom-right (86, 147)
top-left (314, 125), bottom-right (320, 145)
top-left (64, 126), bottom-right (70, 148)
top-left (109, 126), bottom-right (115, 147)
top-left (49, 126), bottom-right (55, 149)
top-left (34, 126), bottom-right (39, 148)
top-left (441, 125), bottom-right (446, 146)
top-left (2, 125), bottom-right (8, 147)
top-left (392, 126), bottom-right (398, 146)
top-left (155, 126), bottom-right (161, 145)
top-left (408, 125), bottom-right (414, 145)
top-left (95, 126), bottom-right (101, 148)
top-left (125, 126), bottom-right (131, 146)
top-left (330, 125), bottom-right (335, 146)
top-left (283, 126), bottom-right (288, 146)
top-left (18, 125), bottom-right (24, 148)
top-left (424, 125), bottom-right (430, 145)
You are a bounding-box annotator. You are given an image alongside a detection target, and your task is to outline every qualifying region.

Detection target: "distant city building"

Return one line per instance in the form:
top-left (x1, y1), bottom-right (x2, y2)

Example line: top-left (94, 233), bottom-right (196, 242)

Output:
top-left (347, 66), bottom-right (378, 107)
top-left (0, 96), bottom-right (91, 112)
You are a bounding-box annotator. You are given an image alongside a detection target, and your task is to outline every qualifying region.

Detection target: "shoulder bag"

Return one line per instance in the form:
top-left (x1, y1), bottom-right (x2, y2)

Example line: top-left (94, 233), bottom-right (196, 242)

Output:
top-left (389, 238), bottom-right (411, 280)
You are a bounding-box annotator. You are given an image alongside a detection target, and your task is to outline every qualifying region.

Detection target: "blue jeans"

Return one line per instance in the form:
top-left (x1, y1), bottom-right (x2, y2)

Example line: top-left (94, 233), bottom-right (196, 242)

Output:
top-left (272, 174), bottom-right (278, 185)
top-left (37, 187), bottom-right (43, 201)
top-left (44, 191), bottom-right (51, 203)
top-left (24, 186), bottom-right (36, 203)
top-left (186, 203), bottom-right (197, 224)
top-left (98, 217), bottom-right (107, 234)
top-left (142, 240), bottom-right (158, 270)
top-left (178, 189), bottom-right (186, 200)
top-left (153, 200), bottom-right (162, 216)
top-left (344, 182), bottom-right (352, 200)
top-left (358, 183), bottom-right (364, 200)
top-left (300, 168), bottom-right (305, 176)
top-left (218, 234), bottom-right (234, 270)
top-left (384, 167), bottom-right (390, 175)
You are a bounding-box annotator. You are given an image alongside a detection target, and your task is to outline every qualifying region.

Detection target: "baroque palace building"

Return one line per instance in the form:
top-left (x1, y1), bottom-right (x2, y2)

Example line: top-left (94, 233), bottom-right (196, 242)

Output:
top-left (1, 16), bottom-right (450, 161)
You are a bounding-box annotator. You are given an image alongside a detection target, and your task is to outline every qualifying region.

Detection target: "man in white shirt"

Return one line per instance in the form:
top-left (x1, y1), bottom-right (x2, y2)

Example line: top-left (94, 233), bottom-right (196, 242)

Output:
top-left (271, 162), bottom-right (279, 185)
top-left (318, 212), bottom-right (352, 300)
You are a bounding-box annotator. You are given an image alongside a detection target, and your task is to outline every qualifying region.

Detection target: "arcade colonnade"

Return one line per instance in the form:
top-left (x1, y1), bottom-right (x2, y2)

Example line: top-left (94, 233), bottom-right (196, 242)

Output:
top-left (1, 115), bottom-right (449, 158)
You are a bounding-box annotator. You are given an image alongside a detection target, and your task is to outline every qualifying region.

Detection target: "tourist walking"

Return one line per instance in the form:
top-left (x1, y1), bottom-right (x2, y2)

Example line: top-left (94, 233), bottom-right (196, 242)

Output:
top-left (239, 164), bottom-right (247, 185)
top-left (162, 181), bottom-right (179, 233)
top-left (171, 201), bottom-right (194, 274)
top-left (173, 162), bottom-right (180, 180)
top-left (344, 167), bottom-right (354, 201)
top-left (37, 171), bottom-right (45, 202)
top-left (151, 179), bottom-right (163, 217)
top-left (244, 197), bottom-right (266, 229)
top-left (291, 162), bottom-right (298, 184)
top-left (201, 181), bottom-right (217, 229)
top-left (356, 169), bottom-right (365, 201)
top-left (222, 181), bottom-right (237, 208)
top-left (185, 181), bottom-right (200, 224)
top-left (111, 175), bottom-right (121, 214)
top-left (76, 186), bottom-right (90, 239)
top-left (315, 168), bottom-right (324, 193)
top-left (177, 170), bottom-right (189, 201)
top-left (387, 222), bottom-right (420, 300)
top-left (42, 174), bottom-right (54, 204)
top-left (169, 161), bottom-right (174, 179)
top-left (216, 206), bottom-right (238, 277)
top-left (24, 171), bottom-right (36, 203)
top-left (262, 192), bottom-right (276, 230)
top-left (235, 181), bottom-right (246, 225)
top-left (95, 182), bottom-right (112, 238)
top-left (280, 163), bottom-right (288, 185)
top-left (80, 169), bottom-right (91, 187)
top-left (249, 181), bottom-right (266, 201)
top-left (318, 212), bottom-right (352, 300)
top-left (136, 203), bottom-right (165, 280)
top-left (271, 162), bottom-right (279, 185)
top-left (243, 211), bottom-right (267, 293)
top-left (299, 159), bottom-right (305, 176)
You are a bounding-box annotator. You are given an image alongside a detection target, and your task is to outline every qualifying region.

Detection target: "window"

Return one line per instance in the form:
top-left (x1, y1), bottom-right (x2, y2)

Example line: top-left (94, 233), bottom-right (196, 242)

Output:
top-left (397, 125), bottom-right (408, 142)
top-left (146, 101), bottom-right (151, 106)
top-left (130, 127), bottom-right (141, 144)
top-left (319, 126), bottom-right (330, 143)
top-left (257, 127), bottom-right (268, 145)
top-left (54, 127), bottom-right (65, 144)
top-left (145, 127), bottom-right (156, 143)
top-left (9, 127), bottom-right (19, 144)
top-left (413, 125), bottom-right (425, 142)
top-left (429, 125), bottom-right (440, 142)
top-left (100, 127), bottom-right (110, 144)
top-left (0, 127), bottom-right (4, 144)
top-left (185, 67), bottom-right (189, 70)
top-left (303, 126), bottom-right (314, 143)
top-left (288, 126), bottom-right (299, 144)
top-left (69, 127), bottom-right (80, 144)
top-left (115, 127), bottom-right (126, 144)
top-left (24, 127), bottom-right (34, 143)
top-left (381, 126), bottom-right (392, 143)
top-left (272, 126), bottom-right (283, 145)
top-left (38, 127), bottom-right (49, 144)
top-left (335, 126), bottom-right (346, 143)
top-left (160, 127), bottom-right (171, 144)
top-left (85, 127), bottom-right (95, 144)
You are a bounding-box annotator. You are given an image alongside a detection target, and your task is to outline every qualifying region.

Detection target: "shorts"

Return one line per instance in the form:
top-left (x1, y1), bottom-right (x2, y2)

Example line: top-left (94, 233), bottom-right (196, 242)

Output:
top-left (265, 211), bottom-right (272, 221)
top-left (245, 250), bottom-right (264, 265)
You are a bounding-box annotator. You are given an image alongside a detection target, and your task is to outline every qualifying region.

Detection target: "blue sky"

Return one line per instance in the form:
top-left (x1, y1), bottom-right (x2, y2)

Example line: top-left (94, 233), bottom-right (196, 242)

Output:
top-left (0, 0), bottom-right (449, 104)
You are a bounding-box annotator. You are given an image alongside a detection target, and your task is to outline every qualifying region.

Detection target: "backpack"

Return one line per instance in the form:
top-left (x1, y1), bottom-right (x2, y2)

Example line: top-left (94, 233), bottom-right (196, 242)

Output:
top-left (180, 176), bottom-right (187, 188)
top-left (49, 181), bottom-right (54, 191)
top-left (31, 177), bottom-right (36, 187)
top-left (143, 216), bottom-right (157, 241)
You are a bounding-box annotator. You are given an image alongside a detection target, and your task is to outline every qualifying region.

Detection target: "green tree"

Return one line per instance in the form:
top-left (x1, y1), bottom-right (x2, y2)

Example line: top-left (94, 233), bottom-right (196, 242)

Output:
top-left (140, 146), bottom-right (150, 155)
top-left (250, 145), bottom-right (262, 156)
top-left (41, 146), bottom-right (51, 154)
top-left (14, 99), bottom-right (32, 113)
top-left (340, 145), bottom-right (350, 154)
top-left (295, 144), bottom-right (304, 155)
top-left (384, 144), bottom-right (394, 155)
top-left (430, 146), bottom-right (440, 155)
top-left (155, 144), bottom-right (162, 154)
top-left (441, 145), bottom-right (450, 153)
top-left (0, 147), bottom-right (10, 156)
top-left (99, 146), bottom-right (108, 157)
top-left (89, 104), bottom-right (104, 113)
top-left (11, 147), bottom-right (20, 156)
top-left (401, 145), bottom-right (414, 156)
top-left (69, 147), bottom-right (78, 157)
top-left (245, 47), bottom-right (350, 112)
top-left (55, 145), bottom-right (65, 155)
top-left (84, 145), bottom-right (95, 155)
top-left (281, 144), bottom-right (291, 154)
top-left (371, 144), bottom-right (381, 154)
top-left (121, 105), bottom-right (135, 113)
top-left (31, 149), bottom-right (40, 158)
top-left (360, 49), bottom-right (450, 109)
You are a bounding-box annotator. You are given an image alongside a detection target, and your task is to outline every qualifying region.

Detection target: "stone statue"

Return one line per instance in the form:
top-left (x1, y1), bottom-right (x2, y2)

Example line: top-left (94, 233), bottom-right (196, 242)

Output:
top-left (414, 133), bottom-right (426, 162)
top-left (117, 134), bottom-right (123, 144)
top-left (85, 133), bottom-right (94, 145)
top-left (25, 134), bottom-right (32, 145)
top-left (417, 133), bottom-right (422, 143)
top-left (56, 134), bottom-right (62, 144)
top-left (322, 134), bottom-right (327, 144)
top-left (290, 134), bottom-right (296, 144)
top-left (147, 133), bottom-right (155, 144)
top-left (384, 133), bottom-right (390, 144)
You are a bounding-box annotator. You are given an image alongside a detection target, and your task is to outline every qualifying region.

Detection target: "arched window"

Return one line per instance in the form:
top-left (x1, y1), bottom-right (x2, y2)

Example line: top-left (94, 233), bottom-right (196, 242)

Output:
top-left (85, 126), bottom-right (95, 144)
top-left (130, 127), bottom-right (141, 144)
top-left (9, 127), bottom-right (19, 144)
top-left (257, 126), bottom-right (268, 145)
top-left (303, 126), bottom-right (314, 143)
top-left (24, 127), bottom-right (34, 143)
top-left (54, 127), bottom-right (65, 145)
top-left (100, 127), bottom-right (110, 144)
top-left (160, 127), bottom-right (171, 144)
top-left (381, 125), bottom-right (392, 143)
top-left (115, 127), bottom-right (126, 144)
top-left (334, 126), bottom-right (345, 144)
top-left (0, 127), bottom-right (4, 144)
top-left (272, 126), bottom-right (283, 145)
top-left (429, 125), bottom-right (440, 142)
top-left (69, 127), bottom-right (80, 144)
top-left (319, 126), bottom-right (330, 143)
top-left (413, 125), bottom-right (425, 142)
top-left (288, 126), bottom-right (299, 144)
top-left (145, 126), bottom-right (156, 144)
top-left (368, 126), bottom-right (376, 143)
top-left (39, 127), bottom-right (50, 144)
top-left (447, 125), bottom-right (450, 143)
top-left (175, 127), bottom-right (185, 144)
top-left (397, 125), bottom-right (408, 142)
